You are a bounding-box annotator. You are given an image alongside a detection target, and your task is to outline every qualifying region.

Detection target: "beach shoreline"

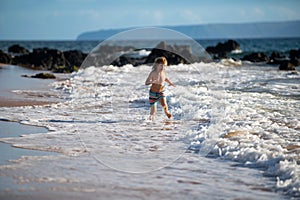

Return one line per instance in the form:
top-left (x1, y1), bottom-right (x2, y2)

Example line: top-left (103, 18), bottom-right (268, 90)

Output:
top-left (0, 64), bottom-right (64, 107)
top-left (0, 64), bottom-right (62, 168)
top-left (0, 97), bottom-right (58, 107)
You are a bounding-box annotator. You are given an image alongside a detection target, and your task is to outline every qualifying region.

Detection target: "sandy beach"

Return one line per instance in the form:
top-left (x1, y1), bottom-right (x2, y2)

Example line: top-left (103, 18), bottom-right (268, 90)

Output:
top-left (0, 98), bottom-right (56, 107)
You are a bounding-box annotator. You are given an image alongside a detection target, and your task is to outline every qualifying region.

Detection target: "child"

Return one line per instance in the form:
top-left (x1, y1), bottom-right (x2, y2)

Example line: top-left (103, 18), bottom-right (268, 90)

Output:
top-left (145, 57), bottom-right (176, 120)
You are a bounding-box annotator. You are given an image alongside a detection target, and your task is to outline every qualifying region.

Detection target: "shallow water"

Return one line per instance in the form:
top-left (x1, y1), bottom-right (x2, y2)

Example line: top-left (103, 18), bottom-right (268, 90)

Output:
top-left (0, 121), bottom-right (55, 165)
top-left (0, 66), bottom-right (50, 98)
top-left (0, 65), bottom-right (65, 103)
top-left (0, 149), bottom-right (286, 200)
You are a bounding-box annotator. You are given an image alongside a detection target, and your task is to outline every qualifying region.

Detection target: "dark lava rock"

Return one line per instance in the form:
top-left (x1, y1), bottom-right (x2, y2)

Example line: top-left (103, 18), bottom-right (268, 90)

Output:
top-left (144, 41), bottom-right (191, 65)
top-left (13, 48), bottom-right (66, 70)
top-left (64, 50), bottom-right (87, 68)
top-left (8, 44), bottom-right (29, 54)
top-left (206, 40), bottom-right (240, 59)
top-left (268, 52), bottom-right (289, 65)
top-left (242, 52), bottom-right (269, 62)
top-left (0, 50), bottom-right (12, 64)
top-left (52, 65), bottom-right (79, 73)
top-left (13, 48), bottom-right (86, 72)
top-left (279, 61), bottom-right (295, 71)
top-left (289, 49), bottom-right (300, 66)
top-left (111, 55), bottom-right (137, 67)
top-left (22, 73), bottom-right (56, 79)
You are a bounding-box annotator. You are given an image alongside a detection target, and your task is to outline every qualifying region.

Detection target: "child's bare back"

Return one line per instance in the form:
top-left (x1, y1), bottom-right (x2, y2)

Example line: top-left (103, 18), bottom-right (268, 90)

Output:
top-left (147, 70), bottom-right (166, 92)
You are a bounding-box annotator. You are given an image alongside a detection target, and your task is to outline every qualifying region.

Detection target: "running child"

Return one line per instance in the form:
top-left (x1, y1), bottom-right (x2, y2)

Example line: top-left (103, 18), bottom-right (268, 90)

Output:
top-left (145, 57), bottom-right (176, 120)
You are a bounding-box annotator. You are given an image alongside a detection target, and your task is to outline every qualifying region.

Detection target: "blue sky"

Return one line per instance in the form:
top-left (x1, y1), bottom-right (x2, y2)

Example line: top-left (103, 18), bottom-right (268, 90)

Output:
top-left (1, 0), bottom-right (300, 40)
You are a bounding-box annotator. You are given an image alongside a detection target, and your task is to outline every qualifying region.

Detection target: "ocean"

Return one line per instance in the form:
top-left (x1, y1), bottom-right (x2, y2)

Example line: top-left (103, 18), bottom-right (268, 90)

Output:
top-left (0, 38), bottom-right (299, 199)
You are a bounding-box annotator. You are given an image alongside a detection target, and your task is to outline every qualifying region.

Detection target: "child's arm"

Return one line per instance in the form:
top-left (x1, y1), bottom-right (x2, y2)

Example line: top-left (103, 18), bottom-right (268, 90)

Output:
top-left (165, 77), bottom-right (176, 87)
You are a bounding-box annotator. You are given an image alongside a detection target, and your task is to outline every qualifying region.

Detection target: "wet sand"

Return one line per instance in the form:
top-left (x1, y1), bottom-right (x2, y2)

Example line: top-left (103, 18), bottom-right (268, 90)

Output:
top-left (0, 148), bottom-right (285, 200)
top-left (0, 98), bottom-right (56, 107)
top-left (0, 64), bottom-right (62, 107)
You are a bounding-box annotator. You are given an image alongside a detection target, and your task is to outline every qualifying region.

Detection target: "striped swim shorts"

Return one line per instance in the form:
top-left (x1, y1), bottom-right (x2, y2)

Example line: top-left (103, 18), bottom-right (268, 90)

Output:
top-left (149, 90), bottom-right (165, 106)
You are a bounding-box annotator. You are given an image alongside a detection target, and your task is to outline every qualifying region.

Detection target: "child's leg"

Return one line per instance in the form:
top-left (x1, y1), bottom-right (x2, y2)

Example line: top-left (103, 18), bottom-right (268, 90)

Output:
top-left (150, 105), bottom-right (157, 120)
top-left (160, 98), bottom-right (172, 118)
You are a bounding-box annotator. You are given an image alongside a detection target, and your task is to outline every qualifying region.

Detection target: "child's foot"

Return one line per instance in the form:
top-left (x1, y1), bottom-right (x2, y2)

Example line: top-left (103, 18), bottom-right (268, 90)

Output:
top-left (166, 112), bottom-right (172, 119)
top-left (149, 115), bottom-right (155, 121)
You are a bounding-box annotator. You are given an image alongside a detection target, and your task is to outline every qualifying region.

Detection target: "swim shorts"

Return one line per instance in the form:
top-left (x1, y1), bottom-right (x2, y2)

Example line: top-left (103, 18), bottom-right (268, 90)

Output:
top-left (149, 90), bottom-right (165, 106)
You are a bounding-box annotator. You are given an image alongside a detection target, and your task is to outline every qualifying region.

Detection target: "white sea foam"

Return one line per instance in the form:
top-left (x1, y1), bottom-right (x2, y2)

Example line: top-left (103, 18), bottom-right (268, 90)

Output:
top-left (231, 49), bottom-right (243, 54)
top-left (0, 63), bottom-right (299, 197)
top-left (124, 49), bottom-right (151, 58)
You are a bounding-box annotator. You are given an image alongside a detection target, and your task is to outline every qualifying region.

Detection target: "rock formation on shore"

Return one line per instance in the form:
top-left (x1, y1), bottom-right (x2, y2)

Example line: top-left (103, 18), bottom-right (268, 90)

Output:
top-left (205, 39), bottom-right (299, 70)
top-left (1, 41), bottom-right (299, 72)
top-left (1, 45), bottom-right (87, 73)
top-left (205, 40), bottom-right (240, 59)
top-left (13, 48), bottom-right (87, 73)
top-left (240, 49), bottom-right (300, 70)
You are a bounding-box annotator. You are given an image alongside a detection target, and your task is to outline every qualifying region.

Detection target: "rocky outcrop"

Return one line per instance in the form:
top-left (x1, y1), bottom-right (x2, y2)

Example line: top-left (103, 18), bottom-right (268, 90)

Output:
top-left (144, 41), bottom-right (192, 65)
top-left (8, 44), bottom-right (29, 54)
top-left (111, 55), bottom-right (137, 67)
top-left (1, 42), bottom-right (299, 72)
top-left (13, 48), bottom-right (66, 70)
top-left (279, 61), bottom-right (295, 71)
top-left (267, 52), bottom-right (289, 65)
top-left (289, 49), bottom-right (300, 66)
top-left (0, 50), bottom-right (12, 64)
top-left (64, 50), bottom-right (87, 67)
top-left (11, 48), bottom-right (86, 73)
top-left (22, 73), bottom-right (56, 79)
top-left (267, 49), bottom-right (299, 70)
top-left (206, 40), bottom-right (240, 59)
top-left (241, 52), bottom-right (269, 62)
top-left (108, 41), bottom-right (198, 67)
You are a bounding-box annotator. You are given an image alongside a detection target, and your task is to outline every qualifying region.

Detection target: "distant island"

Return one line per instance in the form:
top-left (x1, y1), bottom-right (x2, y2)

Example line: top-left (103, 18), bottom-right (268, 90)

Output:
top-left (77, 21), bottom-right (300, 40)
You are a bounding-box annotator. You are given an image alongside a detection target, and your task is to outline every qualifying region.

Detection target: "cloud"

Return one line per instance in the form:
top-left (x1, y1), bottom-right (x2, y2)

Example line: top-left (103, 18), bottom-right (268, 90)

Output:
top-left (79, 9), bottom-right (101, 18)
top-left (253, 7), bottom-right (264, 17)
top-left (152, 10), bottom-right (164, 24)
top-left (275, 6), bottom-right (300, 20)
top-left (181, 9), bottom-right (203, 23)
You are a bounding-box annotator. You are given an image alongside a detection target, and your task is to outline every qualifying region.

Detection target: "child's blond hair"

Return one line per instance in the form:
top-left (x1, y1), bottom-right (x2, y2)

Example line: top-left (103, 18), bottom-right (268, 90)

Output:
top-left (152, 57), bottom-right (168, 71)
